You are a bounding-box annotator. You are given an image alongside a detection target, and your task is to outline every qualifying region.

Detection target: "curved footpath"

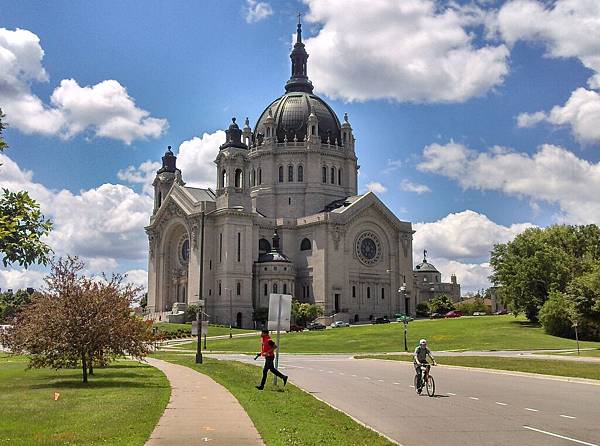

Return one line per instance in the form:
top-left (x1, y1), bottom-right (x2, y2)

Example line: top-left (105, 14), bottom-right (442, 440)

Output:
top-left (144, 357), bottom-right (264, 446)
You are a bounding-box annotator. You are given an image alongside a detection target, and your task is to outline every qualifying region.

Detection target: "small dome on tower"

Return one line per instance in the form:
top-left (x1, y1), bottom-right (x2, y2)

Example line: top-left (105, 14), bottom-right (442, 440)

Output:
top-left (220, 117), bottom-right (247, 150)
top-left (157, 146), bottom-right (177, 174)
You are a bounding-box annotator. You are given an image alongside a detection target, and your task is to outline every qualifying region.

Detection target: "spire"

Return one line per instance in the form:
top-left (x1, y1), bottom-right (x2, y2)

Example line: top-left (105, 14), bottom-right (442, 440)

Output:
top-left (285, 15), bottom-right (314, 94)
top-left (157, 145), bottom-right (177, 173)
top-left (272, 229), bottom-right (280, 252)
top-left (220, 117), bottom-right (247, 150)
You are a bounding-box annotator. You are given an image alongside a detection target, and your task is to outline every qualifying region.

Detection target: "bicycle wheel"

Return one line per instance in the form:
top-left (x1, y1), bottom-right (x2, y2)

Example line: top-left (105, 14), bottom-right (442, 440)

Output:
top-left (413, 374), bottom-right (420, 394)
top-left (426, 375), bottom-right (435, 397)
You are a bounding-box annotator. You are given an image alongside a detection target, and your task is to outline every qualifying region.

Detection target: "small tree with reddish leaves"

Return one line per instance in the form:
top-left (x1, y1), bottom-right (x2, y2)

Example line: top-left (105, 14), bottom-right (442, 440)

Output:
top-left (3, 257), bottom-right (155, 383)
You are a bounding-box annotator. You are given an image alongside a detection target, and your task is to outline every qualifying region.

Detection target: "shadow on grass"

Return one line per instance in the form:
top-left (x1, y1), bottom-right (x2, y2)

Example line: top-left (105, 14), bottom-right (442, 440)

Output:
top-left (29, 379), bottom-right (169, 390)
top-left (511, 320), bottom-right (542, 328)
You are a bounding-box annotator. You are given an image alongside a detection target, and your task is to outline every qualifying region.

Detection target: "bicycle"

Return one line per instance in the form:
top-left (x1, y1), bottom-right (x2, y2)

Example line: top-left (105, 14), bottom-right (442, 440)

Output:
top-left (414, 362), bottom-right (436, 397)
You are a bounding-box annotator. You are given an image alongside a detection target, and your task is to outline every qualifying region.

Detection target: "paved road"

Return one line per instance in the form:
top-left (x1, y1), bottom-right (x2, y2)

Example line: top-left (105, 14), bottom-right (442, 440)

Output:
top-left (213, 353), bottom-right (600, 446)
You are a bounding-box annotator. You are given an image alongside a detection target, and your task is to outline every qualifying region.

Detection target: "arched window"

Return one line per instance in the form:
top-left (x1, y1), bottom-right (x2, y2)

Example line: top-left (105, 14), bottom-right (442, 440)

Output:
top-left (266, 127), bottom-right (271, 137)
top-left (237, 282), bottom-right (241, 295)
top-left (352, 286), bottom-right (356, 298)
top-left (259, 238), bottom-right (271, 255)
top-left (221, 169), bottom-right (227, 188)
top-left (330, 167), bottom-right (335, 184)
top-left (338, 168), bottom-right (342, 185)
top-left (298, 165), bottom-right (303, 182)
top-left (367, 287), bottom-right (371, 298)
top-left (288, 165), bottom-right (293, 182)
top-left (279, 166), bottom-right (284, 182)
top-left (264, 283), bottom-right (268, 296)
top-left (322, 166), bottom-right (327, 183)
top-left (300, 238), bottom-right (311, 251)
top-left (157, 191), bottom-right (162, 207)
top-left (252, 169), bottom-right (256, 186)
top-left (381, 287), bottom-right (385, 299)
top-left (283, 283), bottom-right (287, 294)
top-left (258, 168), bottom-right (262, 185)
top-left (273, 283), bottom-right (278, 294)
top-left (311, 125), bottom-right (316, 136)
top-left (235, 169), bottom-right (243, 188)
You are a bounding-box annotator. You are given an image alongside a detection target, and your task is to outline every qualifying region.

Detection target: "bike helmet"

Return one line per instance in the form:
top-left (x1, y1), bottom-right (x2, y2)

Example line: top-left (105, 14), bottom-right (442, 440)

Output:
top-left (419, 339), bottom-right (427, 346)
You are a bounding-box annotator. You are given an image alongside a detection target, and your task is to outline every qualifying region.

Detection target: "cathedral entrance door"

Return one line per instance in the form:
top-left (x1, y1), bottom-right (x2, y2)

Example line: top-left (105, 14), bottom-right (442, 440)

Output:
top-left (334, 294), bottom-right (340, 313)
top-left (236, 312), bottom-right (242, 328)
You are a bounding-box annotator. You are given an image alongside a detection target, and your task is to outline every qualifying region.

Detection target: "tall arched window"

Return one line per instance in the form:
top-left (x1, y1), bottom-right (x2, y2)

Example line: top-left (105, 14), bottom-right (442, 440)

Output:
top-left (221, 169), bottom-right (227, 188)
top-left (330, 167), bottom-right (335, 184)
top-left (252, 169), bottom-right (256, 186)
top-left (278, 166), bottom-right (284, 182)
top-left (322, 166), bottom-right (327, 183)
top-left (288, 165), bottom-right (293, 182)
top-left (264, 283), bottom-right (268, 296)
top-left (273, 283), bottom-right (278, 294)
top-left (258, 168), bottom-right (262, 185)
top-left (338, 168), bottom-right (342, 185)
top-left (283, 283), bottom-right (287, 294)
top-left (237, 282), bottom-right (241, 295)
top-left (300, 238), bottom-right (311, 251)
top-left (298, 165), bottom-right (303, 182)
top-left (235, 169), bottom-right (243, 188)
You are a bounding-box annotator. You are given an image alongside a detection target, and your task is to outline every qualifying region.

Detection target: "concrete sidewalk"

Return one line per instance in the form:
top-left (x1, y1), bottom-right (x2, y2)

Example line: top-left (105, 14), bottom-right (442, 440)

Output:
top-left (144, 357), bottom-right (264, 446)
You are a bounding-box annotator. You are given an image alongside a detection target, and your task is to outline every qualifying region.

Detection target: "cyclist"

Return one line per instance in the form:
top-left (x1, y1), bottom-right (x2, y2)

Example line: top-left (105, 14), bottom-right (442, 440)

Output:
top-left (413, 338), bottom-right (436, 394)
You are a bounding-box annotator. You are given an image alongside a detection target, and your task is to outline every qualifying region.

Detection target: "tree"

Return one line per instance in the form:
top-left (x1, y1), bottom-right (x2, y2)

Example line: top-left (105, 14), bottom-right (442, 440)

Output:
top-left (291, 300), bottom-right (323, 326)
top-left (0, 111), bottom-right (53, 268)
top-left (3, 257), bottom-right (155, 383)
top-left (427, 295), bottom-right (455, 314)
top-left (490, 225), bottom-right (600, 322)
top-left (0, 289), bottom-right (32, 323)
top-left (252, 307), bottom-right (268, 325)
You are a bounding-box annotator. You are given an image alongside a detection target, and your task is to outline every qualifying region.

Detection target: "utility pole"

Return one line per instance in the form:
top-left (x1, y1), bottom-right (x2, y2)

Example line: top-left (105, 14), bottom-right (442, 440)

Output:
top-left (195, 212), bottom-right (205, 364)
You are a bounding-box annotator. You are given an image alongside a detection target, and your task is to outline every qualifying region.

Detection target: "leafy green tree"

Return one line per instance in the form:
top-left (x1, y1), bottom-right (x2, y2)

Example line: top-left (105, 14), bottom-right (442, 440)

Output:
top-left (253, 307), bottom-right (268, 325)
top-left (291, 300), bottom-right (323, 326)
top-left (426, 295), bottom-right (455, 314)
top-left (0, 289), bottom-right (33, 323)
top-left (185, 304), bottom-right (198, 322)
top-left (0, 111), bottom-right (53, 268)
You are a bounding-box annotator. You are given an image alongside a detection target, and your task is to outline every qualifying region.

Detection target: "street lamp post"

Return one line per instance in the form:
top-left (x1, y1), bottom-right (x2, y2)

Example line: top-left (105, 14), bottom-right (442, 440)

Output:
top-left (399, 275), bottom-right (408, 352)
top-left (195, 211), bottom-right (205, 364)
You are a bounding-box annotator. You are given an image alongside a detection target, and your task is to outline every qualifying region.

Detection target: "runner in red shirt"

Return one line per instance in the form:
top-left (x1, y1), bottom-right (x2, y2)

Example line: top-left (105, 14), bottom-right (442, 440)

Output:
top-left (254, 329), bottom-right (287, 390)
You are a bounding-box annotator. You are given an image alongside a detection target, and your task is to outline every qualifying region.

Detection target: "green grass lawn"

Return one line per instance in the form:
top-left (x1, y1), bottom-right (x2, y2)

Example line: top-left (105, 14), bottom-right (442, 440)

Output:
top-left (0, 354), bottom-right (170, 446)
top-left (152, 351), bottom-right (393, 446)
top-left (534, 349), bottom-right (600, 358)
top-left (174, 315), bottom-right (600, 353)
top-left (153, 322), bottom-right (255, 337)
top-left (356, 354), bottom-right (600, 380)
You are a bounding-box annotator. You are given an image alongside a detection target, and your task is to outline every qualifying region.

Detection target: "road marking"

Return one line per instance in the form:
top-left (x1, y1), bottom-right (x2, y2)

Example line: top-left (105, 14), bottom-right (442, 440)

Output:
top-left (364, 377), bottom-right (371, 380)
top-left (328, 371), bottom-right (334, 374)
top-left (339, 372), bottom-right (345, 375)
top-left (523, 426), bottom-right (598, 446)
top-left (378, 379), bottom-right (384, 382)
top-left (319, 370), bottom-right (325, 372)
top-left (393, 382), bottom-right (400, 385)
top-left (446, 392), bottom-right (456, 396)
top-left (561, 415), bottom-right (576, 419)
top-left (525, 408), bottom-right (539, 412)
top-left (351, 374), bottom-right (357, 377)
top-left (469, 397), bottom-right (479, 400)
top-left (409, 385), bottom-right (415, 388)
top-left (495, 402), bottom-right (508, 406)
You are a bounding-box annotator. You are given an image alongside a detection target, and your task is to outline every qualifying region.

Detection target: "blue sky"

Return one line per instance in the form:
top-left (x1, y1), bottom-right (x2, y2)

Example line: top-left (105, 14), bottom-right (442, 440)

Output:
top-left (2, 0), bottom-right (600, 293)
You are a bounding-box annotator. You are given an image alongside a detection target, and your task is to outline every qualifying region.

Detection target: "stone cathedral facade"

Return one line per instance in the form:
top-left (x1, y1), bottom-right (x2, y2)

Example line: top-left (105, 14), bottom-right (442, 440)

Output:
top-left (145, 22), bottom-right (415, 327)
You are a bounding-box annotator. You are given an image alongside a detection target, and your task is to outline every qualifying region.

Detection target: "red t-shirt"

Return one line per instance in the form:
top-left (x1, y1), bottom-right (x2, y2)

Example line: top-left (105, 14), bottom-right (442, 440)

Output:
top-left (261, 334), bottom-right (273, 357)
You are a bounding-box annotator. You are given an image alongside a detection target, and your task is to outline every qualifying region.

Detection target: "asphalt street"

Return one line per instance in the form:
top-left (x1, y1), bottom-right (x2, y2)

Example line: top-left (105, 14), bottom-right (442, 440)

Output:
top-left (212, 353), bottom-right (600, 446)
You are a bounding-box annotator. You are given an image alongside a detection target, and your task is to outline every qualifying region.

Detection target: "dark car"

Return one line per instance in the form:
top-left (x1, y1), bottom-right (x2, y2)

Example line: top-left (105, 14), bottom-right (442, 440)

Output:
top-left (372, 317), bottom-right (390, 324)
top-left (429, 312), bottom-right (443, 319)
top-left (288, 324), bottom-right (305, 332)
top-left (494, 309), bottom-right (508, 315)
top-left (307, 322), bottom-right (326, 330)
top-left (445, 310), bottom-right (463, 318)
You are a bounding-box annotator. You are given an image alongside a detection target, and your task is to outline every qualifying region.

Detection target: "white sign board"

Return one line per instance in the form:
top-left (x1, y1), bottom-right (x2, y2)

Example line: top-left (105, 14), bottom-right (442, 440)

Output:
top-left (267, 294), bottom-right (292, 331)
top-left (191, 320), bottom-right (209, 336)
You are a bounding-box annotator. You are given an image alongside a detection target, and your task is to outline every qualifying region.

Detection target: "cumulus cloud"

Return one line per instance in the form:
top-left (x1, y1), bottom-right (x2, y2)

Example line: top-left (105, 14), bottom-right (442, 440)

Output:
top-left (428, 257), bottom-right (493, 294)
top-left (304, 0), bottom-right (509, 102)
top-left (0, 153), bottom-right (152, 268)
top-left (117, 160), bottom-right (161, 195)
top-left (0, 268), bottom-right (46, 291)
top-left (400, 179), bottom-right (430, 194)
top-left (245, 0), bottom-right (273, 23)
top-left (517, 88), bottom-right (600, 144)
top-left (418, 142), bottom-right (600, 223)
top-left (176, 131), bottom-right (225, 188)
top-left (365, 181), bottom-right (387, 193)
top-left (0, 28), bottom-right (166, 144)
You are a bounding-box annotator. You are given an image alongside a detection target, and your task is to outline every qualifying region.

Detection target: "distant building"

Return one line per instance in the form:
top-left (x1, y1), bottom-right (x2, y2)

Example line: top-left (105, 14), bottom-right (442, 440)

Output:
top-left (412, 251), bottom-right (460, 307)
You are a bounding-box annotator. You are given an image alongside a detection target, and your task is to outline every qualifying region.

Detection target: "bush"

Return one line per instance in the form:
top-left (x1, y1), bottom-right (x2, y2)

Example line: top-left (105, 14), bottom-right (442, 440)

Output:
top-left (427, 295), bottom-right (455, 314)
top-left (456, 297), bottom-right (489, 315)
top-left (186, 305), bottom-right (199, 322)
top-left (416, 303), bottom-right (429, 317)
top-left (539, 292), bottom-right (574, 338)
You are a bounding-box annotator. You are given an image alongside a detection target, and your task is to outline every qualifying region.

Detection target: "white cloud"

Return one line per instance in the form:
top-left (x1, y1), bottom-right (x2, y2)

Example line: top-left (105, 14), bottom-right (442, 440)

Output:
top-left (418, 141), bottom-right (600, 224)
top-left (123, 269), bottom-right (148, 290)
top-left (382, 159), bottom-right (403, 174)
top-left (0, 153), bottom-right (152, 265)
top-left (365, 181), bottom-right (387, 194)
top-left (245, 0), bottom-right (273, 23)
top-left (117, 160), bottom-right (161, 195)
top-left (413, 210), bottom-right (533, 261)
top-left (400, 179), bottom-right (430, 194)
top-left (304, 0), bottom-right (509, 103)
top-left (517, 88), bottom-right (600, 144)
top-left (0, 28), bottom-right (167, 144)
top-left (0, 268), bottom-right (46, 291)
top-left (176, 131), bottom-right (225, 188)
top-left (429, 257), bottom-right (492, 294)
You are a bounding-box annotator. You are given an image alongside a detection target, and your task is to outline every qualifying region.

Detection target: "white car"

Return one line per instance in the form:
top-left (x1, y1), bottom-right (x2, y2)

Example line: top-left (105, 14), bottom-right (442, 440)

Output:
top-left (472, 311), bottom-right (487, 316)
top-left (330, 321), bottom-right (350, 328)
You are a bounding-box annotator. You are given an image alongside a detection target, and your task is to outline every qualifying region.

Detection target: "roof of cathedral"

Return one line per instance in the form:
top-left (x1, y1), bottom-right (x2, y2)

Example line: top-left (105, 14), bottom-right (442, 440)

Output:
top-left (183, 187), bottom-right (215, 202)
top-left (253, 19), bottom-right (342, 145)
top-left (257, 229), bottom-right (291, 263)
top-left (414, 254), bottom-right (439, 273)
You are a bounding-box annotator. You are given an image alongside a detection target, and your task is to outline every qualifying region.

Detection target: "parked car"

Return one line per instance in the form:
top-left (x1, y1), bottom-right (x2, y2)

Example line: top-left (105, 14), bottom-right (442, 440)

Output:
top-left (445, 310), bottom-right (463, 318)
top-left (429, 313), bottom-right (443, 319)
top-left (494, 309), bottom-right (508, 315)
top-left (288, 324), bottom-right (305, 332)
top-left (372, 317), bottom-right (390, 324)
top-left (307, 322), bottom-right (326, 330)
top-left (330, 321), bottom-right (350, 328)
top-left (472, 311), bottom-right (486, 316)
top-left (395, 313), bottom-right (414, 323)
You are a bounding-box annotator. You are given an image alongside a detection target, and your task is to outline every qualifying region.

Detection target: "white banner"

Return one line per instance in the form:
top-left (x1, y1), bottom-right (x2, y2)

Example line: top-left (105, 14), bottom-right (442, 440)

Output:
top-left (267, 294), bottom-right (292, 331)
top-left (191, 320), bottom-right (208, 336)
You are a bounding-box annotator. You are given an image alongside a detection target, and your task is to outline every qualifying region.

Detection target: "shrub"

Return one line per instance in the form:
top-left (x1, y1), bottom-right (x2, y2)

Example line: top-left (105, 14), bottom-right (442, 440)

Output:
top-left (539, 292), bottom-right (573, 338)
top-left (416, 303), bottom-right (429, 317)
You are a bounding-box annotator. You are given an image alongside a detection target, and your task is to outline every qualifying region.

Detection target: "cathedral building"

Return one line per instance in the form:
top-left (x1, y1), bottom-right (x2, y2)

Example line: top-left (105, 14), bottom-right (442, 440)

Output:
top-left (145, 22), bottom-right (416, 327)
